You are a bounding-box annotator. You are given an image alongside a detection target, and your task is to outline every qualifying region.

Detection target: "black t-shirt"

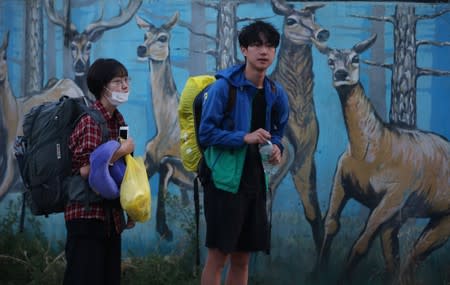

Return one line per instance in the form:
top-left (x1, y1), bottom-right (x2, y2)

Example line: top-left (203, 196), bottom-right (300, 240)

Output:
top-left (239, 88), bottom-right (266, 194)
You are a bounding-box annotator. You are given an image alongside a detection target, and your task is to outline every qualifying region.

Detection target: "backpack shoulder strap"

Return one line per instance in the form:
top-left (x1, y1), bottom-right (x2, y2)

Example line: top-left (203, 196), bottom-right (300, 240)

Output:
top-left (225, 85), bottom-right (236, 115)
top-left (193, 176), bottom-right (201, 270)
top-left (85, 108), bottom-right (109, 143)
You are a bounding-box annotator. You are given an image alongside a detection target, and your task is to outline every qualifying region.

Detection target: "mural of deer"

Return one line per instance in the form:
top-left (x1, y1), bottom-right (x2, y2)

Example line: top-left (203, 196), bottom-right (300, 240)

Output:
top-left (269, 0), bottom-right (330, 254)
top-left (136, 12), bottom-right (194, 240)
top-left (44, 0), bottom-right (142, 101)
top-left (0, 31), bottom-right (86, 198)
top-left (0, 31), bottom-right (20, 199)
top-left (313, 34), bottom-right (450, 283)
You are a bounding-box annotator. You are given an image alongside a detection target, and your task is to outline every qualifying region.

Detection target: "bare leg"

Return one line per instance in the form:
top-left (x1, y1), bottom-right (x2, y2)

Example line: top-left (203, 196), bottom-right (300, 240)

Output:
top-left (201, 248), bottom-right (228, 285)
top-left (225, 252), bottom-right (251, 285)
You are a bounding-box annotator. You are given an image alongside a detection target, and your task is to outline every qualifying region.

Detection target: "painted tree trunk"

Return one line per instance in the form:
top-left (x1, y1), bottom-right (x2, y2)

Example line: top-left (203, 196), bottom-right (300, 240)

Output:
top-left (25, 0), bottom-right (43, 95)
top-left (390, 5), bottom-right (417, 127)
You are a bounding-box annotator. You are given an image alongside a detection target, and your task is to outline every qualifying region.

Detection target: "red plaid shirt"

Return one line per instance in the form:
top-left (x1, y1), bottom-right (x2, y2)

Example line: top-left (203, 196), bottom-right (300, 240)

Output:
top-left (65, 100), bottom-right (126, 233)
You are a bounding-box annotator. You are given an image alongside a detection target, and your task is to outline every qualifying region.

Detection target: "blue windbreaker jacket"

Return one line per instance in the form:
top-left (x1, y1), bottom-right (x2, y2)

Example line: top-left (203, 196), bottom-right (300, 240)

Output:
top-left (198, 64), bottom-right (289, 152)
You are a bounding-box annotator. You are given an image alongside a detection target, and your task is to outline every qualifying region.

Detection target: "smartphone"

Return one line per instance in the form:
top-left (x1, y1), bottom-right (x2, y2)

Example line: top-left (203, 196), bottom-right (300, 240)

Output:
top-left (119, 126), bottom-right (129, 140)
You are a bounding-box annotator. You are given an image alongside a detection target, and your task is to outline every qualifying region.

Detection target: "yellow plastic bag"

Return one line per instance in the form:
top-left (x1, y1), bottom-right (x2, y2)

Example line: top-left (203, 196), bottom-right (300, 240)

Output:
top-left (120, 154), bottom-right (151, 222)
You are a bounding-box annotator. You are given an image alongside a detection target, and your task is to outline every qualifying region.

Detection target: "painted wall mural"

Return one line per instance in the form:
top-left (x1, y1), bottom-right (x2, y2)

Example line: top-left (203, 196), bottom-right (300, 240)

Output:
top-left (0, 0), bottom-right (449, 284)
top-left (313, 33), bottom-right (449, 284)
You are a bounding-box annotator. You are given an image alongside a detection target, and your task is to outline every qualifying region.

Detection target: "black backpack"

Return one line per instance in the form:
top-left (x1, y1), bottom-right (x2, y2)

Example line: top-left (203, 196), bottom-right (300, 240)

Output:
top-left (15, 96), bottom-right (108, 217)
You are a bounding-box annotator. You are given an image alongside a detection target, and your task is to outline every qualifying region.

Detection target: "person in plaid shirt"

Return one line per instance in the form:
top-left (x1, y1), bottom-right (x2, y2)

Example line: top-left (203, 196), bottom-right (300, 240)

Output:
top-left (64, 58), bottom-right (135, 285)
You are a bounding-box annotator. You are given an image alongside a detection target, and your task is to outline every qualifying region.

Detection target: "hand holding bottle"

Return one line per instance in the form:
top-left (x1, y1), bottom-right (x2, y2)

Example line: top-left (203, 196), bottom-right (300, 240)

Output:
top-left (259, 140), bottom-right (274, 175)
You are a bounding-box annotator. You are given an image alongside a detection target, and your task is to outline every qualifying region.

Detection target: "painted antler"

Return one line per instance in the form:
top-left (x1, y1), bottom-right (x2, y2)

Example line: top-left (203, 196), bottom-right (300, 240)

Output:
top-left (44, 0), bottom-right (142, 39)
top-left (271, 0), bottom-right (328, 43)
top-left (84, 0), bottom-right (142, 40)
top-left (44, 0), bottom-right (142, 98)
top-left (43, 0), bottom-right (76, 36)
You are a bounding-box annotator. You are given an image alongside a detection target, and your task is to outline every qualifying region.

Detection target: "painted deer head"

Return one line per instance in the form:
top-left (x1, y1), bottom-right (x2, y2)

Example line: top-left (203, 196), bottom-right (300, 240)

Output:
top-left (312, 34), bottom-right (377, 86)
top-left (136, 12), bottom-right (179, 61)
top-left (44, 0), bottom-right (142, 76)
top-left (271, 0), bottom-right (329, 44)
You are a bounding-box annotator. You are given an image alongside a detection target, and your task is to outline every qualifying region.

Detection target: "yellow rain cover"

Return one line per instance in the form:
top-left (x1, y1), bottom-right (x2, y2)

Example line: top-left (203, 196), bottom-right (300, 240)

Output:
top-left (178, 75), bottom-right (216, 171)
top-left (120, 154), bottom-right (151, 222)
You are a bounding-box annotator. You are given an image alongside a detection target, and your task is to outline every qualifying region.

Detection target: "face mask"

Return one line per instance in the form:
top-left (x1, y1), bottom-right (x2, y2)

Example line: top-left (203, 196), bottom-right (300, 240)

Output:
top-left (105, 88), bottom-right (129, 106)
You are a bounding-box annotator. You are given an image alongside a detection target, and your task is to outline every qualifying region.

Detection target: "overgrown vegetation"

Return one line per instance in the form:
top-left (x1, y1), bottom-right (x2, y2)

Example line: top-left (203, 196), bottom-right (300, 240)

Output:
top-left (1, 195), bottom-right (449, 285)
top-left (255, 212), bottom-right (450, 285)
top-left (121, 192), bottom-right (201, 285)
top-left (0, 195), bottom-right (200, 285)
top-left (0, 198), bottom-right (65, 285)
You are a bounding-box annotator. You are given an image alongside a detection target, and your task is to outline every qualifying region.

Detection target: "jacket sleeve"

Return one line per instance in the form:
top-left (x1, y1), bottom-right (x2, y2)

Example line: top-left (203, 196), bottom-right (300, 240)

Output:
top-left (270, 84), bottom-right (290, 153)
top-left (198, 79), bottom-right (247, 148)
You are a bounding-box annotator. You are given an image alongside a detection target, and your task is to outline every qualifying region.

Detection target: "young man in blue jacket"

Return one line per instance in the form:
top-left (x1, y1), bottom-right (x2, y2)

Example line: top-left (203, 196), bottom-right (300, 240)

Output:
top-left (198, 20), bottom-right (289, 285)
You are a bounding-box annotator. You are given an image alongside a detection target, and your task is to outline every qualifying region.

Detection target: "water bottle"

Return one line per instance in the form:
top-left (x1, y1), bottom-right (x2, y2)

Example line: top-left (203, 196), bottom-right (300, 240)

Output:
top-left (259, 140), bottom-right (273, 174)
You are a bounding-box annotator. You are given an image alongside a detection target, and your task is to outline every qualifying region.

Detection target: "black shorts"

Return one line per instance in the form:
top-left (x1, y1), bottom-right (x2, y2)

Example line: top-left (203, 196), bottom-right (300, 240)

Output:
top-left (203, 180), bottom-right (270, 254)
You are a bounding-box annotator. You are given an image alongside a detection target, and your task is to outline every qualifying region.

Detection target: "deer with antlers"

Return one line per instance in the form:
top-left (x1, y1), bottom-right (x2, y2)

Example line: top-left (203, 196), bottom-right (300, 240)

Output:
top-left (0, 28), bottom-right (89, 199)
top-left (136, 12), bottom-right (194, 240)
top-left (44, 0), bottom-right (142, 101)
top-left (269, 0), bottom-right (330, 254)
top-left (312, 34), bottom-right (449, 283)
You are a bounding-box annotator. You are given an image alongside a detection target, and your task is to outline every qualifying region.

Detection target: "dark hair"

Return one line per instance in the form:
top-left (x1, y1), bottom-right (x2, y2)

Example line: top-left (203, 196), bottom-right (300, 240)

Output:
top-left (87, 58), bottom-right (128, 99)
top-left (238, 20), bottom-right (280, 49)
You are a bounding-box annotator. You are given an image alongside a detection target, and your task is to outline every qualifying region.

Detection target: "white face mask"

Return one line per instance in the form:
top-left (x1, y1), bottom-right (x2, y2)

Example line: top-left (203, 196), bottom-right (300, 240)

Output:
top-left (105, 88), bottom-right (129, 106)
